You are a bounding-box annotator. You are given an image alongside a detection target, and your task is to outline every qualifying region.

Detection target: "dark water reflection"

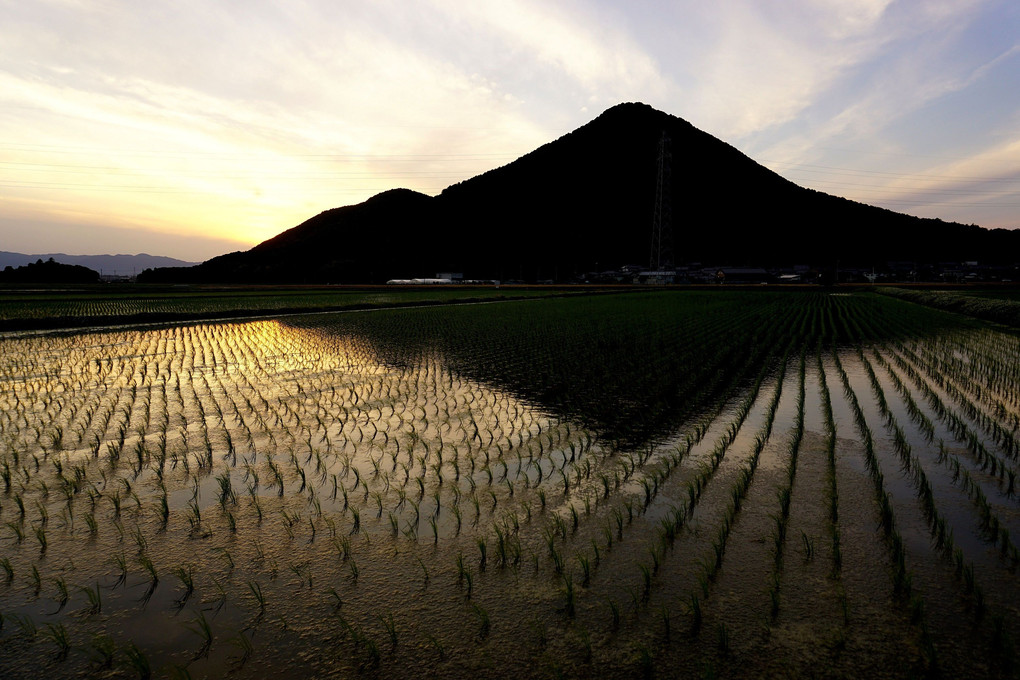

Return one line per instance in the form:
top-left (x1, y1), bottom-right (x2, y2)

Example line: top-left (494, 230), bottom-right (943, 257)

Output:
top-left (285, 291), bottom-right (969, 448)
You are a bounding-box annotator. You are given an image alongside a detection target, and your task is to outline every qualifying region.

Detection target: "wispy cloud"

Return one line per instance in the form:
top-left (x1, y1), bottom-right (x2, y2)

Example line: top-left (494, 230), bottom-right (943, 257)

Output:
top-left (0, 0), bottom-right (1016, 257)
top-left (728, 1), bottom-right (1020, 227)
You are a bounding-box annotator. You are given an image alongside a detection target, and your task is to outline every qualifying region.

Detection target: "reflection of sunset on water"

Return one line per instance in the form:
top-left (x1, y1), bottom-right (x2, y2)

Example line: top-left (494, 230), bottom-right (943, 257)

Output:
top-left (1, 292), bottom-right (1019, 677)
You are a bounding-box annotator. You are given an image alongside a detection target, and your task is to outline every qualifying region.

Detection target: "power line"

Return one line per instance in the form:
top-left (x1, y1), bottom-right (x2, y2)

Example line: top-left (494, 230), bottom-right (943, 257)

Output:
top-left (782, 177), bottom-right (1017, 196)
top-left (764, 159), bottom-right (1020, 183)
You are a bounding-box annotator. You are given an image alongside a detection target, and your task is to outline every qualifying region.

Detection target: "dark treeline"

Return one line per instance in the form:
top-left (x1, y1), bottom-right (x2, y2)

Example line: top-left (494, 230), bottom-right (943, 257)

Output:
top-left (0, 258), bottom-right (100, 284)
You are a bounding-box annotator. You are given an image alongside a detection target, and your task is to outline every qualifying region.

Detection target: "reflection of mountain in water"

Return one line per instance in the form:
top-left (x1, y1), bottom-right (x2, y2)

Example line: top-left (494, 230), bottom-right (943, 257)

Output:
top-left (285, 292), bottom-right (921, 447)
top-left (286, 292), bottom-right (971, 448)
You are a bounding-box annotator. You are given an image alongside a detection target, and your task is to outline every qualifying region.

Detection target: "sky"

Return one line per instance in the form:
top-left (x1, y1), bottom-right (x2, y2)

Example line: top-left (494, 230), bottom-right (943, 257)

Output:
top-left (1, 0), bottom-right (1018, 262)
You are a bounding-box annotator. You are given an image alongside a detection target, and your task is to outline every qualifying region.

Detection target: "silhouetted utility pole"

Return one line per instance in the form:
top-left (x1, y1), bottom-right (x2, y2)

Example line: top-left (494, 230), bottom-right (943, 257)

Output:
top-left (649, 130), bottom-right (673, 270)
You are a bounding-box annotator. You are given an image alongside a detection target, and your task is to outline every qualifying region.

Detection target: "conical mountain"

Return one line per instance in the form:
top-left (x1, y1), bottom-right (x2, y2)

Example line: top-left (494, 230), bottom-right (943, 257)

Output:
top-left (146, 102), bottom-right (1018, 283)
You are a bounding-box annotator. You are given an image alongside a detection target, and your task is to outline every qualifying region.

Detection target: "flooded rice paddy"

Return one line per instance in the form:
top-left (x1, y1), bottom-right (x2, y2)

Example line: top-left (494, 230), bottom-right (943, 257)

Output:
top-left (0, 291), bottom-right (1018, 678)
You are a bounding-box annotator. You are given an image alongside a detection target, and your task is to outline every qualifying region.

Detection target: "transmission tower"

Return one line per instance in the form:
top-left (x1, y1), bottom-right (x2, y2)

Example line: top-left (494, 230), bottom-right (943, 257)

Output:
top-left (649, 130), bottom-right (674, 270)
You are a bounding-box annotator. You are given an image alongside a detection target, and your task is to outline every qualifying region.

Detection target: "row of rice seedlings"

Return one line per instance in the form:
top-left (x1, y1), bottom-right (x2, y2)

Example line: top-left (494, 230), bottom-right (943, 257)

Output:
top-left (0, 324), bottom-right (534, 664)
top-left (493, 306), bottom-right (805, 661)
top-left (0, 617), bottom-right (163, 678)
top-left (896, 339), bottom-right (1020, 476)
top-left (764, 349), bottom-right (806, 621)
top-left (934, 442), bottom-right (1020, 561)
top-left (639, 296), bottom-right (848, 673)
top-left (939, 372), bottom-right (1020, 461)
top-left (277, 299), bottom-right (787, 656)
top-left (900, 328), bottom-right (1019, 434)
top-left (816, 347), bottom-right (843, 578)
top-left (626, 345), bottom-right (794, 617)
top-left (694, 345), bottom-right (794, 643)
top-left (876, 348), bottom-right (1019, 562)
top-left (860, 348), bottom-right (1018, 669)
top-left (605, 342), bottom-right (792, 656)
top-left (3, 290), bottom-right (1013, 675)
top-left (905, 329), bottom-right (1020, 443)
top-left (949, 327), bottom-right (1020, 410)
top-left (889, 342), bottom-right (1018, 496)
top-left (0, 288), bottom-right (410, 323)
top-left (523, 310), bottom-right (794, 606)
top-left (830, 349), bottom-right (938, 668)
top-left (854, 329), bottom-right (1020, 672)
top-left (861, 352), bottom-right (963, 556)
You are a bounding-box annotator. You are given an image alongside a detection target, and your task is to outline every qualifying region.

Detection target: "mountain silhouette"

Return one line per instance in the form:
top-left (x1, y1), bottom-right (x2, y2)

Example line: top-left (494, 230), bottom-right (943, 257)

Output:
top-left (140, 102), bottom-right (1018, 283)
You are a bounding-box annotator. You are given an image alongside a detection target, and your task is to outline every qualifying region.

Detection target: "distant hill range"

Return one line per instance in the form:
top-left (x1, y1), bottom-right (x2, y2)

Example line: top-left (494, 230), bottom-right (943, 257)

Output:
top-left (139, 102), bottom-right (1020, 284)
top-left (1, 252), bottom-right (198, 277)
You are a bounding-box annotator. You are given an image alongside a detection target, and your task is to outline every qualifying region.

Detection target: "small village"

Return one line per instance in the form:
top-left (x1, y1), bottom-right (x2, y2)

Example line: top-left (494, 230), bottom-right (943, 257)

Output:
top-left (385, 261), bottom-right (1020, 286)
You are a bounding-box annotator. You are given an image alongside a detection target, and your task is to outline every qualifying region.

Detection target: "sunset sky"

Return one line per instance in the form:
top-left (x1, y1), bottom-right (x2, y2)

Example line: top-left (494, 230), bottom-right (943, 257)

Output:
top-left (2, 0), bottom-right (1018, 261)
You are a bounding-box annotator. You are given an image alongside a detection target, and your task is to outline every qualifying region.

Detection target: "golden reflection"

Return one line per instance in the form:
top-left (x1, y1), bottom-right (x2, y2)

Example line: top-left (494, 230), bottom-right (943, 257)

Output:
top-left (0, 318), bottom-right (575, 475)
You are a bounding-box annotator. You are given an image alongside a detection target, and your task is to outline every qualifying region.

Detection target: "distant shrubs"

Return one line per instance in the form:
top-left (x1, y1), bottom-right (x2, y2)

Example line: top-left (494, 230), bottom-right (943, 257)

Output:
top-left (877, 287), bottom-right (1020, 328)
top-left (0, 258), bottom-right (99, 284)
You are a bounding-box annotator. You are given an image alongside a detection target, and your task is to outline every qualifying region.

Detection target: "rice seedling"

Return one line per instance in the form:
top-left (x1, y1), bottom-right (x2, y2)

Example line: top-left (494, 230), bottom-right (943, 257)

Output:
top-left (801, 531), bottom-right (814, 562)
top-left (477, 537), bottom-right (487, 571)
top-left (30, 565), bottom-right (41, 597)
top-left (415, 555), bottom-right (429, 586)
top-left (563, 573), bottom-right (576, 618)
top-left (79, 583), bottom-right (102, 615)
top-left (219, 548), bottom-right (235, 571)
top-left (52, 576), bottom-right (69, 611)
top-left (89, 634), bottom-right (116, 669)
top-left (348, 559), bottom-right (359, 583)
top-left (577, 552), bottom-right (592, 586)
top-left (0, 289), bottom-right (1018, 676)
top-left (639, 563), bottom-right (652, 602)
top-left (6, 521), bottom-right (24, 543)
top-left (172, 564), bottom-right (195, 605)
top-left (380, 611), bottom-right (398, 647)
top-left (425, 632), bottom-right (446, 660)
top-left (324, 586), bottom-right (343, 610)
top-left (123, 641), bottom-right (151, 679)
top-left (138, 555), bottom-right (158, 588)
top-left (42, 622), bottom-right (71, 661)
top-left (689, 592), bottom-right (702, 637)
top-left (228, 630), bottom-right (254, 667)
top-left (716, 622), bottom-right (731, 657)
top-left (186, 498), bottom-right (201, 533)
top-left (637, 645), bottom-right (654, 679)
top-left (186, 610), bottom-right (214, 658)
top-left (472, 603), bottom-right (491, 640)
top-left (242, 579), bottom-right (265, 615)
top-left (112, 552), bottom-right (129, 588)
top-left (10, 613), bottom-right (36, 639)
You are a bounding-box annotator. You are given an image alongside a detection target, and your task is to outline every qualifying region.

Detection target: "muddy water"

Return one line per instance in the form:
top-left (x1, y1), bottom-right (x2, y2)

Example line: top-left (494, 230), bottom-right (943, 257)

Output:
top-left (765, 360), bottom-right (846, 672)
top-left (845, 350), bottom-right (1007, 678)
top-left (825, 356), bottom-right (922, 677)
top-left (2, 310), bottom-right (1020, 678)
top-left (687, 362), bottom-right (802, 668)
